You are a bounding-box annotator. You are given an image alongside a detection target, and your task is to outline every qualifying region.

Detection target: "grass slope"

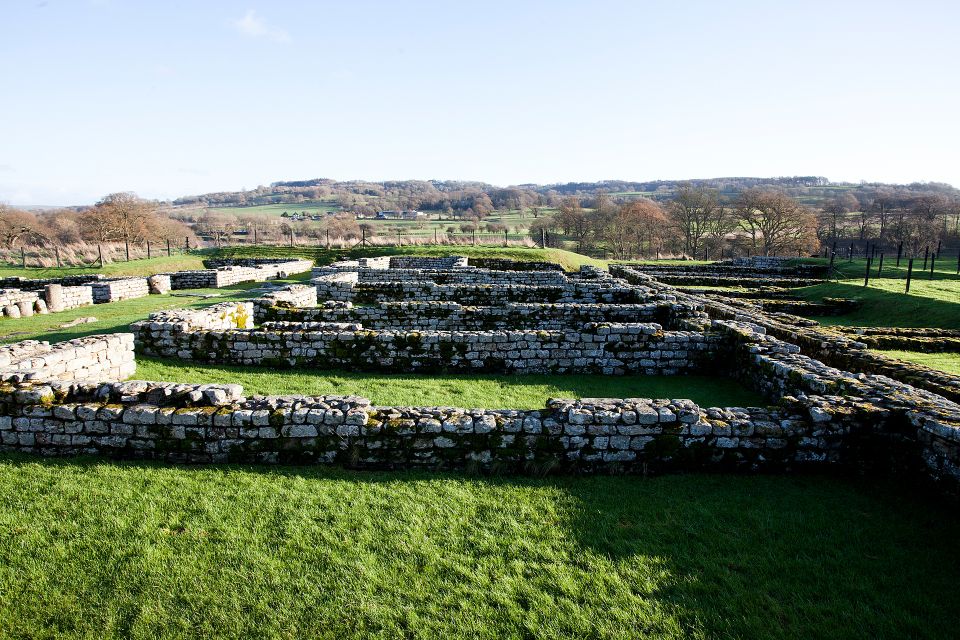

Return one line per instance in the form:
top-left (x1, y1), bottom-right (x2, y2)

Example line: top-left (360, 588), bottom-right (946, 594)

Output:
top-left (0, 253), bottom-right (208, 280)
top-left (0, 458), bottom-right (957, 639)
top-left (210, 245), bottom-right (607, 271)
top-left (874, 350), bottom-right (960, 375)
top-left (797, 279), bottom-right (960, 328)
top-left (135, 358), bottom-right (763, 409)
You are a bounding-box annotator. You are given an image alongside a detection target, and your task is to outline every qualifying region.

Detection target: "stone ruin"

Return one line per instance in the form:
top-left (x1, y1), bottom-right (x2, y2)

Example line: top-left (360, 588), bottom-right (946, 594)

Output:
top-left (0, 255), bottom-right (956, 499)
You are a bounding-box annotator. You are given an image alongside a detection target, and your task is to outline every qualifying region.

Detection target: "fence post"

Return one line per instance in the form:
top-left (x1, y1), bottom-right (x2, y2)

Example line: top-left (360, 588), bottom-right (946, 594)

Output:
top-left (863, 256), bottom-right (871, 287)
top-left (930, 253), bottom-right (936, 279)
top-left (21, 247), bottom-right (26, 269)
top-left (289, 228), bottom-right (294, 247)
top-left (147, 240), bottom-right (151, 259)
top-left (877, 253), bottom-right (883, 276)
top-left (166, 239), bottom-right (171, 257)
top-left (98, 244), bottom-right (104, 268)
top-left (397, 230), bottom-right (401, 246)
top-left (905, 258), bottom-right (914, 293)
top-left (185, 236), bottom-right (190, 252)
top-left (541, 228), bottom-right (546, 249)
top-left (504, 229), bottom-right (508, 247)
top-left (326, 230), bottom-right (330, 250)
top-left (125, 239), bottom-right (130, 261)
top-left (55, 246), bottom-right (61, 268)
top-left (896, 242), bottom-right (902, 266)
top-left (434, 228), bottom-right (438, 244)
top-left (361, 228), bottom-right (366, 247)
top-left (472, 230), bottom-right (476, 246)
top-left (254, 227), bottom-right (258, 245)
top-left (922, 246), bottom-right (929, 270)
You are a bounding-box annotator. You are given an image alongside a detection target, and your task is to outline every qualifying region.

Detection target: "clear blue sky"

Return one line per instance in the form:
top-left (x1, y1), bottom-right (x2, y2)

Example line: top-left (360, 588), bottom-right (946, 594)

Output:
top-left (2, 0), bottom-right (958, 205)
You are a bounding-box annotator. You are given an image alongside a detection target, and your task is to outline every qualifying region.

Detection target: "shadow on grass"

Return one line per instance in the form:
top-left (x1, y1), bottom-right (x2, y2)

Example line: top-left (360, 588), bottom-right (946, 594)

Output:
top-left (801, 281), bottom-right (960, 329)
top-left (2, 454), bottom-right (958, 638)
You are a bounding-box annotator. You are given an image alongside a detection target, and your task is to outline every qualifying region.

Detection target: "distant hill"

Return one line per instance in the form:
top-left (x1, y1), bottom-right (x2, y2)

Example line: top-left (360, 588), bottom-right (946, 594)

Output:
top-left (169, 176), bottom-right (959, 215)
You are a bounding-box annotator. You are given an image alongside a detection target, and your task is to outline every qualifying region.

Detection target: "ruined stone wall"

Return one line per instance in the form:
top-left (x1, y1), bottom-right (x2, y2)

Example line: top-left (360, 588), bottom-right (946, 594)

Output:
top-left (256, 300), bottom-right (698, 331)
top-left (0, 274), bottom-right (104, 291)
top-left (314, 276), bottom-right (660, 305)
top-left (91, 278), bottom-right (150, 303)
top-left (0, 333), bottom-right (135, 383)
top-left (133, 316), bottom-right (720, 375)
top-left (0, 379), bottom-right (845, 472)
top-left (166, 260), bottom-right (313, 289)
top-left (57, 285), bottom-right (94, 311)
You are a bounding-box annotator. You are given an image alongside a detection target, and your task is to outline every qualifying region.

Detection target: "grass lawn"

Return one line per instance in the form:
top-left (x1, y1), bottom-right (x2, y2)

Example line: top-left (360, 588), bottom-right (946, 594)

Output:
top-left (797, 279), bottom-right (960, 329)
top-left (0, 458), bottom-right (956, 639)
top-left (0, 253), bottom-right (209, 280)
top-left (0, 280), bottom-right (305, 344)
top-left (874, 350), bottom-right (960, 375)
top-left (135, 358), bottom-right (764, 409)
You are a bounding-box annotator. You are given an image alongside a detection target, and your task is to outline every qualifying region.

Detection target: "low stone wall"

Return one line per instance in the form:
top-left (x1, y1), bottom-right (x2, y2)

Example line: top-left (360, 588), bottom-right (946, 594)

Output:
top-left (134, 310), bottom-right (720, 374)
top-left (91, 278), bottom-right (150, 303)
top-left (167, 260), bottom-right (313, 289)
top-left (0, 274), bottom-right (104, 291)
top-left (387, 256), bottom-right (468, 269)
top-left (468, 258), bottom-right (565, 272)
top-left (257, 299), bottom-right (700, 331)
top-left (315, 276), bottom-right (660, 305)
top-left (49, 284), bottom-right (94, 311)
top-left (252, 284), bottom-right (318, 316)
top-left (0, 379), bottom-right (848, 471)
top-left (829, 327), bottom-right (960, 353)
top-left (0, 333), bottom-right (135, 383)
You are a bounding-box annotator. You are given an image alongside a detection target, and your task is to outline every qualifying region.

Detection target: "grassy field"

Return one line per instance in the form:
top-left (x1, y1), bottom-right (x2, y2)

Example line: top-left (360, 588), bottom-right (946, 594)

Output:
top-left (0, 458), bottom-right (956, 639)
top-left (0, 253), bottom-right (208, 280)
top-left (0, 281), bottom-right (296, 344)
top-left (135, 358), bottom-right (763, 409)
top-left (210, 200), bottom-right (342, 218)
top-left (874, 350), bottom-right (960, 375)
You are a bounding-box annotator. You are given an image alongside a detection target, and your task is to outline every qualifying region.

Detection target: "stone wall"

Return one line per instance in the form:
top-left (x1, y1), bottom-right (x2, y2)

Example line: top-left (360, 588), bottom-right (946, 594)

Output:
top-left (133, 314), bottom-right (721, 374)
top-left (0, 379), bottom-right (854, 471)
top-left (0, 333), bottom-right (135, 383)
top-left (166, 260), bottom-right (313, 289)
top-left (0, 274), bottom-right (104, 291)
top-left (51, 285), bottom-right (94, 311)
top-left (91, 278), bottom-right (150, 303)
top-left (257, 299), bottom-right (699, 331)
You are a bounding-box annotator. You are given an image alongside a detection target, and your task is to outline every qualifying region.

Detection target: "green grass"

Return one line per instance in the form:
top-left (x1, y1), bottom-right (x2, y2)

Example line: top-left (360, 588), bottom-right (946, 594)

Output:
top-left (210, 245), bottom-right (607, 271)
top-left (135, 358), bottom-right (763, 409)
top-left (211, 200), bottom-right (342, 217)
top-left (0, 253), bottom-right (209, 279)
top-left (0, 458), bottom-right (957, 639)
top-left (874, 350), bottom-right (960, 375)
top-left (0, 280), bottom-right (307, 344)
top-left (797, 279), bottom-right (960, 328)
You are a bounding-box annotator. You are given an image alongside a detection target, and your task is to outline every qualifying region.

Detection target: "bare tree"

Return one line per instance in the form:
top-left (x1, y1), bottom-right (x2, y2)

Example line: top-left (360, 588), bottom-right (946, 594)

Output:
top-left (738, 190), bottom-right (819, 255)
top-left (667, 184), bottom-right (720, 256)
top-left (0, 205), bottom-right (46, 248)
